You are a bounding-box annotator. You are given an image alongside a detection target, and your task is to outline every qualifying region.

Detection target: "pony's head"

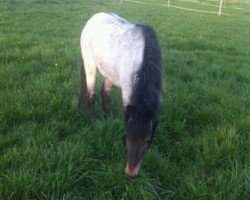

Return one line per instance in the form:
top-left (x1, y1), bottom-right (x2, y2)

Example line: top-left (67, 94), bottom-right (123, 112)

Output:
top-left (123, 106), bottom-right (157, 177)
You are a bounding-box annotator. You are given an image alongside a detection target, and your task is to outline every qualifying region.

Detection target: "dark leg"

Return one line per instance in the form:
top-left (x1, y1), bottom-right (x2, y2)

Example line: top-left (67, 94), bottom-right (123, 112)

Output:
top-left (78, 57), bottom-right (88, 111)
top-left (101, 78), bottom-right (112, 117)
top-left (87, 93), bottom-right (96, 125)
top-left (84, 62), bottom-right (97, 126)
top-left (124, 105), bottom-right (134, 124)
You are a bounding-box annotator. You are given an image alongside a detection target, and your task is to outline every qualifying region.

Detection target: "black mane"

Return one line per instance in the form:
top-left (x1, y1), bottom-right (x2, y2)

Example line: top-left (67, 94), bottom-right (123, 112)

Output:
top-left (126, 24), bottom-right (162, 134)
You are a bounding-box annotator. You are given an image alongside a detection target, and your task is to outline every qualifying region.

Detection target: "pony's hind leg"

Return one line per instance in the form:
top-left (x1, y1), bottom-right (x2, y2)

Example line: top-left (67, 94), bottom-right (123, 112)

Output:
top-left (82, 53), bottom-right (97, 125)
top-left (101, 78), bottom-right (113, 117)
top-left (78, 57), bottom-right (88, 111)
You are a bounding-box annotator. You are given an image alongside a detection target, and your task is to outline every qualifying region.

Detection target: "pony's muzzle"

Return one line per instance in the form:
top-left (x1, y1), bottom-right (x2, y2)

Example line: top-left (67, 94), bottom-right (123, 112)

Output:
top-left (125, 163), bottom-right (141, 177)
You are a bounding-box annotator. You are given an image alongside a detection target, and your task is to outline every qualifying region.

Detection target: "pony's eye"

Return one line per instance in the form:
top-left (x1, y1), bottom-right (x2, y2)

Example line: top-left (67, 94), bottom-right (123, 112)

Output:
top-left (145, 138), bottom-right (152, 144)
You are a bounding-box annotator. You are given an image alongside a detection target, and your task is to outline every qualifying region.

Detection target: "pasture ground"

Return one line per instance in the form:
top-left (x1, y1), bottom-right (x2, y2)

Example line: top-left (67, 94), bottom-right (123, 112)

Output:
top-left (0, 0), bottom-right (250, 199)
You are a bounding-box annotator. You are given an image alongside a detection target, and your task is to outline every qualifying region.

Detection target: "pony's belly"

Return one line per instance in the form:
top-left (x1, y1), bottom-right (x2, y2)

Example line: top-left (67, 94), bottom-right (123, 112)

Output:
top-left (97, 64), bottom-right (121, 87)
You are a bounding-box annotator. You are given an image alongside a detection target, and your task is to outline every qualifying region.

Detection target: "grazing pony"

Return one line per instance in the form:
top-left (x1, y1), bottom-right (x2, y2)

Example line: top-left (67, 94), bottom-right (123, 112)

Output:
top-left (79, 13), bottom-right (162, 177)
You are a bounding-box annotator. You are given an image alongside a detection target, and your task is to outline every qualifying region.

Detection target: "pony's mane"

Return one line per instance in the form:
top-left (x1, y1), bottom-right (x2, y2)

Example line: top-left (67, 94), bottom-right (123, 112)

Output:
top-left (126, 24), bottom-right (162, 134)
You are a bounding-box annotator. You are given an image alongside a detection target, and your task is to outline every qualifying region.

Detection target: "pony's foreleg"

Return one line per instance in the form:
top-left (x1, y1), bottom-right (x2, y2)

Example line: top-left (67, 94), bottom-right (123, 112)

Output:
top-left (101, 78), bottom-right (112, 117)
top-left (121, 87), bottom-right (133, 123)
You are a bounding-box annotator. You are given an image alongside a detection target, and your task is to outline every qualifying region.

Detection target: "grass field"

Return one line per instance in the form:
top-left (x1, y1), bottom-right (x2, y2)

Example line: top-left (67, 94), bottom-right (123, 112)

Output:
top-left (0, 0), bottom-right (250, 199)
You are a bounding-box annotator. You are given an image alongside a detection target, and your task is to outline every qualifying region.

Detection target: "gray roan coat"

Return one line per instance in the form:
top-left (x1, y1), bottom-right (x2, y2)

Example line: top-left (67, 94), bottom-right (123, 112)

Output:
top-left (79, 13), bottom-right (162, 177)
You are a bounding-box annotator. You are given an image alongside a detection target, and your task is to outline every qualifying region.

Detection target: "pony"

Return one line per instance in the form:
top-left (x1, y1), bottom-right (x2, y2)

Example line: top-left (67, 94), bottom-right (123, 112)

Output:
top-left (78, 13), bottom-right (162, 177)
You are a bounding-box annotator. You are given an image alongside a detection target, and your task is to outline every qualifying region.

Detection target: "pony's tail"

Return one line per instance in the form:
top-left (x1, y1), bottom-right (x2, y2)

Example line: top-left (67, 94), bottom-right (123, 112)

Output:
top-left (78, 55), bottom-right (88, 111)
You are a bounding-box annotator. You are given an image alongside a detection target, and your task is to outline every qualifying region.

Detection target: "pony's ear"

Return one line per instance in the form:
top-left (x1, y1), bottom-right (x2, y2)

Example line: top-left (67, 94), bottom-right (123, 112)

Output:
top-left (125, 105), bottom-right (134, 123)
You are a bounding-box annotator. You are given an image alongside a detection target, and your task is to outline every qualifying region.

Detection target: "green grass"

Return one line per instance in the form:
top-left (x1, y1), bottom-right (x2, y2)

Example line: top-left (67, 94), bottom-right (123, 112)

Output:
top-left (0, 0), bottom-right (250, 199)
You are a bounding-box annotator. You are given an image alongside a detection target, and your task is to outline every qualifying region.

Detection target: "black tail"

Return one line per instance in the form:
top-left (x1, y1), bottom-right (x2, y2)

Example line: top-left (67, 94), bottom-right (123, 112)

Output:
top-left (127, 24), bottom-right (162, 127)
top-left (78, 55), bottom-right (88, 111)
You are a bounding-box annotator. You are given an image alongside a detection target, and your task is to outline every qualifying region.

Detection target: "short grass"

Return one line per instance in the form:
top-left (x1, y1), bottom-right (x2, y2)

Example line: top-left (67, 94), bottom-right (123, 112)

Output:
top-left (0, 0), bottom-right (250, 199)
